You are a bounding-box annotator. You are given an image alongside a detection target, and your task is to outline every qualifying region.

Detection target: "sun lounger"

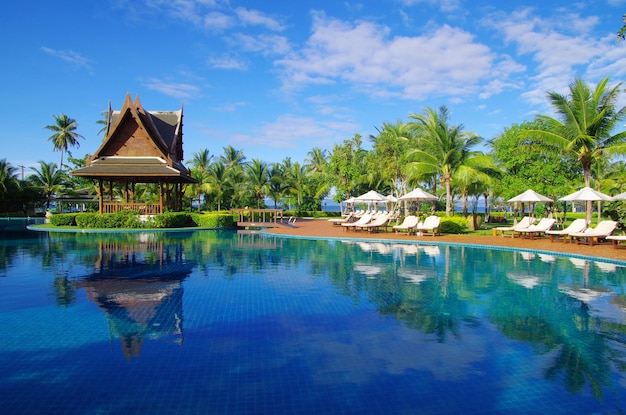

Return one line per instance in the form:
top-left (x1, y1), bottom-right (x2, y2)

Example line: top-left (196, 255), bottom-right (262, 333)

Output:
top-left (328, 212), bottom-right (355, 225)
top-left (606, 235), bottom-right (626, 249)
top-left (392, 215), bottom-right (419, 234)
top-left (569, 220), bottom-right (618, 246)
top-left (359, 213), bottom-right (391, 233)
top-left (416, 215), bottom-right (441, 236)
top-left (341, 214), bottom-right (372, 231)
top-left (494, 217), bottom-right (533, 237)
top-left (514, 218), bottom-right (556, 240)
top-left (545, 218), bottom-right (588, 243)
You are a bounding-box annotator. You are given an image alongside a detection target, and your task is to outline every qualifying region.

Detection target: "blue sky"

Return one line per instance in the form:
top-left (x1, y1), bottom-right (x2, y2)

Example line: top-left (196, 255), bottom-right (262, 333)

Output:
top-left (3, 0), bottom-right (626, 172)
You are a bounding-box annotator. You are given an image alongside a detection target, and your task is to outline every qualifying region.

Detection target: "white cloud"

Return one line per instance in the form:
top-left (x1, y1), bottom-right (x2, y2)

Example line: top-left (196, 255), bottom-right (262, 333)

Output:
top-left (41, 47), bottom-right (93, 70)
top-left (483, 8), bottom-right (619, 106)
top-left (234, 7), bottom-right (284, 31)
top-left (275, 13), bottom-right (513, 102)
top-left (231, 115), bottom-right (358, 150)
top-left (397, 0), bottom-right (463, 13)
top-left (203, 11), bottom-right (235, 31)
top-left (208, 55), bottom-right (247, 70)
top-left (232, 33), bottom-right (291, 56)
top-left (141, 77), bottom-right (201, 99)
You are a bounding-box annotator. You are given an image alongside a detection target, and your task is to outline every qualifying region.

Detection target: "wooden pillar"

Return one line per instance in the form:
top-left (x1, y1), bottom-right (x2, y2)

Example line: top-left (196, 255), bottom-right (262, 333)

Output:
top-left (159, 180), bottom-right (164, 214)
top-left (98, 179), bottom-right (104, 213)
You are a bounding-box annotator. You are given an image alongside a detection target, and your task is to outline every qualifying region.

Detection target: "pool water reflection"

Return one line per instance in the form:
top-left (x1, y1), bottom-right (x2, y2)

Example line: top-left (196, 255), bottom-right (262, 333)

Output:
top-left (1, 229), bottom-right (626, 414)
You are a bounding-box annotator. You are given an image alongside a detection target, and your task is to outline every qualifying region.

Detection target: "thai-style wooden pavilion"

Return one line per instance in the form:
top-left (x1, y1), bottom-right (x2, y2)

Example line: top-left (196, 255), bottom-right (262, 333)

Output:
top-left (72, 93), bottom-right (196, 214)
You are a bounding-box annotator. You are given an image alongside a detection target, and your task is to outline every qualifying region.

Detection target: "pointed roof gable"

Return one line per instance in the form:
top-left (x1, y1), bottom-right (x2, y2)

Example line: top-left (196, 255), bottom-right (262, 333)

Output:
top-left (92, 93), bottom-right (173, 162)
top-left (72, 94), bottom-right (195, 184)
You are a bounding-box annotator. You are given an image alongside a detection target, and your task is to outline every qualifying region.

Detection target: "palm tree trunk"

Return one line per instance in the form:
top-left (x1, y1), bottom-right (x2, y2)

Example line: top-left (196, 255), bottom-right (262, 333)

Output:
top-left (445, 179), bottom-right (452, 216)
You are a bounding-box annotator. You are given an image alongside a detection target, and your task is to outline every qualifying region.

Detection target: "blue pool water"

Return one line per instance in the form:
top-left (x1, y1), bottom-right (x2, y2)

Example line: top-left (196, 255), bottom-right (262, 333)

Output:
top-left (1, 228), bottom-right (626, 414)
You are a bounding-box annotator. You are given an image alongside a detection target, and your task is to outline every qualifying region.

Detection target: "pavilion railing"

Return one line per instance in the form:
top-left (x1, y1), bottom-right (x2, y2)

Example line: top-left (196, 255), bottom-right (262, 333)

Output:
top-left (232, 208), bottom-right (284, 224)
top-left (102, 203), bottom-right (161, 215)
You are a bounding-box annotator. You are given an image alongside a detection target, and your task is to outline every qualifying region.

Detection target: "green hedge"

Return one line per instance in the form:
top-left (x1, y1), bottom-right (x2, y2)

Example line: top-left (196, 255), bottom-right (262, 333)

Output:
top-left (49, 213), bottom-right (79, 226)
top-left (191, 212), bottom-right (235, 228)
top-left (75, 210), bottom-right (143, 228)
top-left (440, 216), bottom-right (469, 234)
top-left (48, 211), bottom-right (236, 229)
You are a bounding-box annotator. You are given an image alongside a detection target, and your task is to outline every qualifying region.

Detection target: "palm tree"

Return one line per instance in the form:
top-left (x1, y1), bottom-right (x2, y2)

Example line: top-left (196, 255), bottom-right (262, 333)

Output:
top-left (219, 145), bottom-right (246, 171)
top-left (45, 113), bottom-right (84, 170)
top-left (287, 162), bottom-right (310, 212)
top-left (206, 161), bottom-right (229, 211)
top-left (523, 77), bottom-right (626, 221)
top-left (187, 149), bottom-right (213, 210)
top-left (245, 159), bottom-right (269, 209)
top-left (305, 147), bottom-right (331, 204)
top-left (96, 110), bottom-right (109, 137)
top-left (408, 106), bottom-right (482, 216)
top-left (29, 161), bottom-right (67, 210)
top-left (0, 159), bottom-right (18, 195)
top-left (267, 162), bottom-right (288, 209)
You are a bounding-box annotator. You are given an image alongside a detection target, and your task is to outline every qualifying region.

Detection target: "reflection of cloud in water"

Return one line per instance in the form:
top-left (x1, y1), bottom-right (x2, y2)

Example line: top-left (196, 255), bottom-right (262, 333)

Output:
top-left (281, 313), bottom-right (489, 384)
top-left (507, 273), bottom-right (540, 289)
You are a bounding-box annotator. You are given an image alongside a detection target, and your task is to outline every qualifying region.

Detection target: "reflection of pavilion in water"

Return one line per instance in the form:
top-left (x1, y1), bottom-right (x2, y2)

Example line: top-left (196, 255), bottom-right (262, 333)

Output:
top-left (74, 237), bottom-right (195, 359)
top-left (233, 229), bottom-right (283, 249)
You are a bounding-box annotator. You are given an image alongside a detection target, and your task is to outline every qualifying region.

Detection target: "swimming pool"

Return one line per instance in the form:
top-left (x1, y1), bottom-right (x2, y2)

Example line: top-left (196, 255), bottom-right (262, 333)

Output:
top-left (1, 229), bottom-right (626, 414)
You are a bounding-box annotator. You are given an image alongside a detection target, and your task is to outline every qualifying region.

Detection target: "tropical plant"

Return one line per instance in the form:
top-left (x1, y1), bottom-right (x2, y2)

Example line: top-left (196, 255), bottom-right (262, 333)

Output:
top-left (407, 106), bottom-right (482, 216)
top-left (370, 120), bottom-right (413, 196)
top-left (206, 161), bottom-right (229, 211)
top-left (45, 113), bottom-right (84, 170)
top-left (521, 77), bottom-right (626, 221)
top-left (28, 161), bottom-right (68, 210)
top-left (245, 159), bottom-right (269, 209)
top-left (326, 134), bottom-right (368, 202)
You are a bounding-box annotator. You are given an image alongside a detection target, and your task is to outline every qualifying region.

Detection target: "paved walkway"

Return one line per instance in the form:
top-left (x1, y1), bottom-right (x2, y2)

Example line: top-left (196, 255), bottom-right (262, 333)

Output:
top-left (264, 218), bottom-right (626, 262)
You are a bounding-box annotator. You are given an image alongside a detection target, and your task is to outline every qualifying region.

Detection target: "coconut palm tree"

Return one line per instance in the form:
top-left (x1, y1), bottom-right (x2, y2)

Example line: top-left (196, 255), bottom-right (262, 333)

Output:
top-left (45, 113), bottom-right (84, 170)
top-left (522, 77), bottom-right (626, 220)
top-left (187, 149), bottom-right (213, 210)
top-left (0, 159), bottom-right (18, 195)
top-left (206, 161), bottom-right (229, 211)
top-left (408, 106), bottom-right (482, 216)
top-left (245, 159), bottom-right (269, 209)
top-left (29, 161), bottom-right (68, 210)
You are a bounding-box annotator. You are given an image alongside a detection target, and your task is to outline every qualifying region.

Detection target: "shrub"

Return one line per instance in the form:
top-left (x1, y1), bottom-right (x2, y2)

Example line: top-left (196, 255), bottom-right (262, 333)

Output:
top-left (75, 211), bottom-right (143, 228)
top-left (151, 212), bottom-right (195, 228)
top-left (440, 216), bottom-right (468, 234)
top-left (191, 212), bottom-right (235, 228)
top-left (49, 213), bottom-right (78, 226)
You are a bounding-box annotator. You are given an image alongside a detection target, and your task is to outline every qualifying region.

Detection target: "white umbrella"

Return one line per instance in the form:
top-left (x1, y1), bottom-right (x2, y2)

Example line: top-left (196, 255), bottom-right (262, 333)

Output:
top-left (559, 187), bottom-right (613, 224)
top-left (612, 191), bottom-right (626, 200)
top-left (507, 189), bottom-right (553, 221)
top-left (399, 188), bottom-right (438, 201)
top-left (508, 189), bottom-right (553, 203)
top-left (355, 190), bottom-right (390, 202)
top-left (354, 190), bottom-right (389, 211)
top-left (398, 188), bottom-right (437, 215)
